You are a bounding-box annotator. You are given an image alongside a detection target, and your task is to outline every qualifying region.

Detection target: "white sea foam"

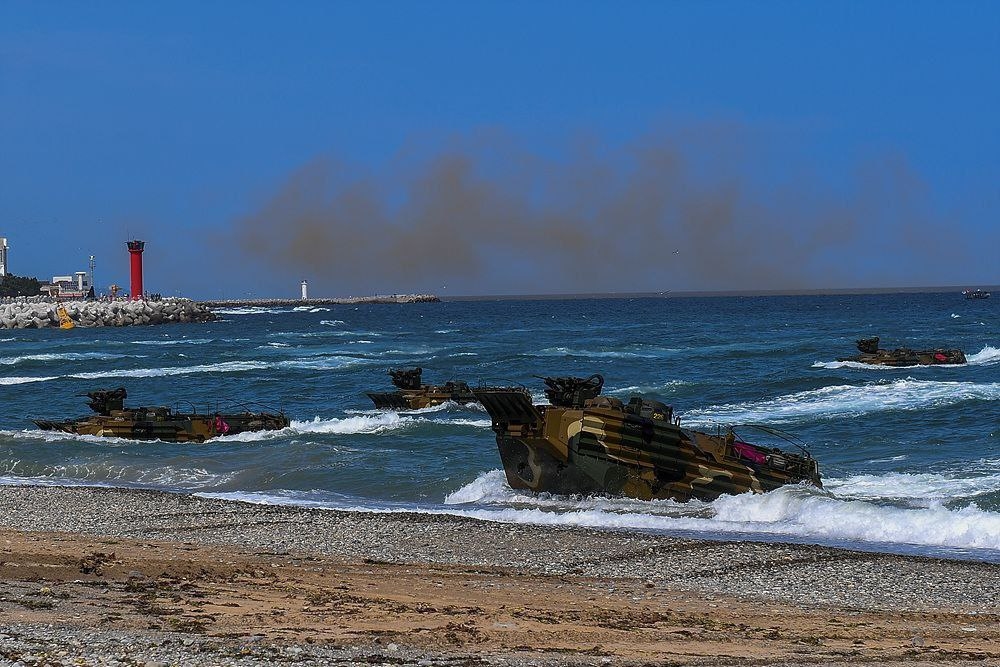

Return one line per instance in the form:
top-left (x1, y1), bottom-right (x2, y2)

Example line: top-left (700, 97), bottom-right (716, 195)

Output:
top-left (134, 466), bottom-right (238, 487)
top-left (320, 320), bottom-right (346, 326)
top-left (1, 459), bottom-right (236, 488)
top-left (1, 428), bottom-right (181, 446)
top-left (4, 354), bottom-right (369, 385)
top-left (68, 360), bottom-right (273, 379)
top-left (812, 360), bottom-right (897, 370)
top-left (824, 470), bottom-right (1000, 502)
top-left (286, 411), bottom-right (491, 435)
top-left (608, 380), bottom-right (691, 395)
top-left (199, 470), bottom-right (1000, 554)
top-left (290, 413), bottom-right (412, 435)
top-left (967, 345), bottom-right (1000, 365)
top-left (443, 471), bottom-right (1000, 552)
top-left (276, 357), bottom-right (364, 371)
top-left (129, 338), bottom-right (214, 346)
top-left (683, 378), bottom-right (1000, 426)
top-left (0, 376), bottom-right (58, 385)
top-left (0, 352), bottom-right (143, 365)
top-left (447, 418), bottom-right (492, 428)
top-left (529, 346), bottom-right (665, 359)
top-left (867, 454), bottom-right (908, 464)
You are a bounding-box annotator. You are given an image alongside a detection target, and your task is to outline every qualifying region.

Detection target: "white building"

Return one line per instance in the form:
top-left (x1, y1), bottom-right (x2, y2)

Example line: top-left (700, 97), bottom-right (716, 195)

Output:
top-left (0, 238), bottom-right (8, 277)
top-left (42, 271), bottom-right (92, 298)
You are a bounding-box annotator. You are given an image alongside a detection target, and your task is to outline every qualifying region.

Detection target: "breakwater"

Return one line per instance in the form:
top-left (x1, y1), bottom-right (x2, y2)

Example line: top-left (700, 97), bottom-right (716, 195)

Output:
top-left (198, 294), bottom-right (440, 308)
top-left (0, 297), bottom-right (215, 328)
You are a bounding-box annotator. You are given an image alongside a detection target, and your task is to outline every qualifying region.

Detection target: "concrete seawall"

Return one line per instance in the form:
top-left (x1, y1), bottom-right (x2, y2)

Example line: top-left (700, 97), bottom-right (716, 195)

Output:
top-left (0, 298), bottom-right (216, 329)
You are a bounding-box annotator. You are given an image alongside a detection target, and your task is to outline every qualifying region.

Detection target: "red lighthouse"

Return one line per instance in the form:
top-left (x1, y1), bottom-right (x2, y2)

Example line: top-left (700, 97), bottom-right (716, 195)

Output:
top-left (127, 240), bottom-right (145, 300)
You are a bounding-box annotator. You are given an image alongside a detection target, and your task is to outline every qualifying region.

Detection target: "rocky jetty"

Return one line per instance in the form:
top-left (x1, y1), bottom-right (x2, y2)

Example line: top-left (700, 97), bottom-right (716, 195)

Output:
top-left (0, 297), bottom-right (215, 329)
top-left (199, 293), bottom-right (441, 308)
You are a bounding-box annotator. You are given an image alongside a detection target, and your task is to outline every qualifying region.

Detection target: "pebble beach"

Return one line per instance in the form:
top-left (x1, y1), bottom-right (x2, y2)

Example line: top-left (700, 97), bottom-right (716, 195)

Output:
top-left (1, 485), bottom-right (998, 666)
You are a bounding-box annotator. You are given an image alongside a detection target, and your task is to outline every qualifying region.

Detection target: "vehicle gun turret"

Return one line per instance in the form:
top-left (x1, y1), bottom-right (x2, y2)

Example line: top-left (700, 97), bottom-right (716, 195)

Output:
top-left (85, 387), bottom-right (127, 415)
top-left (539, 374), bottom-right (604, 408)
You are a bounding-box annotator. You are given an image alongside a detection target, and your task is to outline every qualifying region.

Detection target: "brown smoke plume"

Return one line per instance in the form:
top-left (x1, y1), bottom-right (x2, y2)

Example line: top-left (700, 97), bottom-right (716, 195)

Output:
top-left (231, 127), bottom-right (956, 295)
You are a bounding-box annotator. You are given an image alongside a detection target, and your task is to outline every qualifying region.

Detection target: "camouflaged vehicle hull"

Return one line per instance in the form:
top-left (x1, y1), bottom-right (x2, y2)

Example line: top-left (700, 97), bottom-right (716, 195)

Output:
top-left (838, 349), bottom-right (967, 366)
top-left (367, 367), bottom-right (478, 410)
top-left (366, 387), bottom-right (478, 410)
top-left (838, 336), bottom-right (966, 367)
top-left (474, 387), bottom-right (821, 502)
top-left (33, 388), bottom-right (289, 443)
top-left (33, 410), bottom-right (289, 442)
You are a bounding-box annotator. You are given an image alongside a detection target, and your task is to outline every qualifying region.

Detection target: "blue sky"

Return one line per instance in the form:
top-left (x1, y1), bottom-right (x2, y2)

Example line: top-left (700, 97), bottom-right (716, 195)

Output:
top-left (2, 1), bottom-right (997, 298)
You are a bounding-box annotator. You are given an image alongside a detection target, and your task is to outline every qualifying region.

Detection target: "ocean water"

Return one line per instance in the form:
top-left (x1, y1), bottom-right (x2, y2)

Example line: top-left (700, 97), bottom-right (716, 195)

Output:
top-left (1, 293), bottom-right (998, 561)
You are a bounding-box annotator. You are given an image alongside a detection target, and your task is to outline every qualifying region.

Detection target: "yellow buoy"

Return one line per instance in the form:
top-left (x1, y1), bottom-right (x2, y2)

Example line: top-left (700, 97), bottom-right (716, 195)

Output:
top-left (56, 305), bottom-right (75, 329)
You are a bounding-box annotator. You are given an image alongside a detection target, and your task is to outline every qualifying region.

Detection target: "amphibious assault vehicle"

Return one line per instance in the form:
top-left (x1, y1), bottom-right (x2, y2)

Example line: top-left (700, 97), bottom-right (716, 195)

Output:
top-left (838, 336), bottom-right (966, 367)
top-left (33, 388), bottom-right (289, 442)
top-left (473, 374), bottom-right (821, 502)
top-left (367, 367), bottom-right (477, 410)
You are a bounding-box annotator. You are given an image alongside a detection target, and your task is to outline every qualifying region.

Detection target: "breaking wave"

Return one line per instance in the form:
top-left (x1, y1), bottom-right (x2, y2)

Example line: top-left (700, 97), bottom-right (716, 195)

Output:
top-left (682, 378), bottom-right (1000, 426)
top-left (0, 462), bottom-right (237, 489)
top-left (967, 345), bottom-right (1000, 365)
top-left (0, 356), bottom-right (376, 385)
top-left (197, 468), bottom-right (1000, 557)
top-left (443, 470), bottom-right (1000, 553)
top-left (0, 352), bottom-right (143, 365)
top-left (824, 469), bottom-right (1000, 503)
top-left (289, 413), bottom-right (412, 435)
top-left (0, 376), bottom-right (58, 385)
top-left (177, 411), bottom-right (491, 442)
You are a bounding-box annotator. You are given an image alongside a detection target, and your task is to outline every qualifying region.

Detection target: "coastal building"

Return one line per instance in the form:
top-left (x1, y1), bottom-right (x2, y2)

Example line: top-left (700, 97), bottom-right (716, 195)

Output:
top-left (41, 271), bottom-right (93, 299)
top-left (0, 237), bottom-right (8, 276)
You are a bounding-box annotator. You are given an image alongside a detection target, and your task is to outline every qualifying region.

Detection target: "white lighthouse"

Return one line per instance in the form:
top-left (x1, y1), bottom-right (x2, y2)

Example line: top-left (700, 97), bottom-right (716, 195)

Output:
top-left (300, 280), bottom-right (308, 300)
top-left (0, 238), bottom-right (8, 276)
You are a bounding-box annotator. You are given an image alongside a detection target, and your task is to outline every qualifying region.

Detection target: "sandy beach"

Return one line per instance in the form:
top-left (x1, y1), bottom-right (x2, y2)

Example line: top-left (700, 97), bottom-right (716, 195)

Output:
top-left (0, 486), bottom-right (997, 666)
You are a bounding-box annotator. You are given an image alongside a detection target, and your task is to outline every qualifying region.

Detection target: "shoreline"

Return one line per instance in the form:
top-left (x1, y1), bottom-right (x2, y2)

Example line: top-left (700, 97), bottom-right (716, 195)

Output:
top-left (1, 485), bottom-right (998, 665)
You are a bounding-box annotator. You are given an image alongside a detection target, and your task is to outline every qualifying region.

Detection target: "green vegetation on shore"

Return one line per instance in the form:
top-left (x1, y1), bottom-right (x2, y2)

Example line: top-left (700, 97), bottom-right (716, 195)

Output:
top-left (0, 273), bottom-right (41, 297)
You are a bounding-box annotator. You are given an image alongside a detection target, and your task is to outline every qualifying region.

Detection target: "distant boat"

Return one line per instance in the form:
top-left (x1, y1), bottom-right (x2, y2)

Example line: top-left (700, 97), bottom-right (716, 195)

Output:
top-left (963, 289), bottom-right (991, 299)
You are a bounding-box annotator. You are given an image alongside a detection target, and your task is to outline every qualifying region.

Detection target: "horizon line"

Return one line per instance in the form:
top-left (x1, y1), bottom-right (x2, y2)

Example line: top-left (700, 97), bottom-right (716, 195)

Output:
top-left (435, 284), bottom-right (997, 301)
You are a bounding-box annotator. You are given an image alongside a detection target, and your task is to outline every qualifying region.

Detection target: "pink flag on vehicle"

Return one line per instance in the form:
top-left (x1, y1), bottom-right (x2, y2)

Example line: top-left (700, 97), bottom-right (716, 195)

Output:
top-left (733, 441), bottom-right (767, 464)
